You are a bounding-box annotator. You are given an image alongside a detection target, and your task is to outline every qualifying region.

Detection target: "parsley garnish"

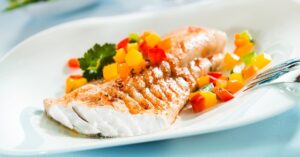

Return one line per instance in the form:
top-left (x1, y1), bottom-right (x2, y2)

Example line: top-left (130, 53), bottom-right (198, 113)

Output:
top-left (78, 43), bottom-right (116, 81)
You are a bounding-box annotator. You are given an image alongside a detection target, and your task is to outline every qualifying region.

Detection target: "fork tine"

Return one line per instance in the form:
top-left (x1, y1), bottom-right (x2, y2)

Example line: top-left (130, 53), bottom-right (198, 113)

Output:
top-left (243, 83), bottom-right (256, 91)
top-left (244, 72), bottom-right (286, 91)
top-left (244, 58), bottom-right (300, 92)
top-left (256, 58), bottom-right (300, 78)
top-left (252, 62), bottom-right (300, 82)
top-left (249, 71), bottom-right (286, 87)
top-left (263, 57), bottom-right (300, 71)
top-left (251, 69), bottom-right (289, 84)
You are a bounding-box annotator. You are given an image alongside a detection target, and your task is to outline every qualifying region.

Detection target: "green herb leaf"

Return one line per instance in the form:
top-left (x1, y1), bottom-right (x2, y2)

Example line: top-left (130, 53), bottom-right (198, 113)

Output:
top-left (4, 0), bottom-right (50, 11)
top-left (241, 52), bottom-right (256, 65)
top-left (78, 43), bottom-right (116, 81)
top-left (128, 33), bottom-right (140, 43)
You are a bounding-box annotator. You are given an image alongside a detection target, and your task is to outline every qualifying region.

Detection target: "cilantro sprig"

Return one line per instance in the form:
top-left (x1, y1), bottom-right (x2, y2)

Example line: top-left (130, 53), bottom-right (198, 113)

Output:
top-left (78, 43), bottom-right (116, 81)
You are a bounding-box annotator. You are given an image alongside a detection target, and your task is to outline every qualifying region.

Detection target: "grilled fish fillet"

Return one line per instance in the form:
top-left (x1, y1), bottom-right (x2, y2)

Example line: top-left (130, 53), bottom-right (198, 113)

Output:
top-left (44, 26), bottom-right (227, 137)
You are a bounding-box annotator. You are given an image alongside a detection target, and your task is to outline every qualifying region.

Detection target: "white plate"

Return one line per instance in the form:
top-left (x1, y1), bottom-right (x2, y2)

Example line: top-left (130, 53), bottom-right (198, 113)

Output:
top-left (1, 0), bottom-right (300, 155)
top-left (23, 0), bottom-right (98, 17)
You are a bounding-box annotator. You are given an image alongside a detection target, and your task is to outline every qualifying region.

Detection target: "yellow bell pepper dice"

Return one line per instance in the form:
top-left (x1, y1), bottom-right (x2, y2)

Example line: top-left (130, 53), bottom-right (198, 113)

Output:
top-left (252, 53), bottom-right (271, 69)
top-left (125, 49), bottom-right (145, 67)
top-left (114, 48), bottom-right (126, 63)
top-left (73, 78), bottom-right (87, 89)
top-left (126, 43), bottom-right (139, 51)
top-left (240, 31), bottom-right (252, 41)
top-left (225, 80), bottom-right (245, 94)
top-left (223, 52), bottom-right (240, 70)
top-left (199, 91), bottom-right (218, 109)
top-left (65, 77), bottom-right (87, 93)
top-left (145, 33), bottom-right (161, 48)
top-left (234, 42), bottom-right (254, 57)
top-left (197, 75), bottom-right (210, 88)
top-left (215, 79), bottom-right (227, 88)
top-left (118, 63), bottom-right (130, 78)
top-left (229, 73), bottom-right (244, 83)
top-left (103, 63), bottom-right (119, 80)
top-left (132, 60), bottom-right (146, 74)
top-left (66, 77), bottom-right (74, 93)
top-left (242, 65), bottom-right (258, 79)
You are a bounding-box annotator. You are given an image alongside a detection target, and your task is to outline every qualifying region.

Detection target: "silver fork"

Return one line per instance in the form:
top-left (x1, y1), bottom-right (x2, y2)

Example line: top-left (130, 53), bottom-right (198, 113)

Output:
top-left (243, 58), bottom-right (300, 97)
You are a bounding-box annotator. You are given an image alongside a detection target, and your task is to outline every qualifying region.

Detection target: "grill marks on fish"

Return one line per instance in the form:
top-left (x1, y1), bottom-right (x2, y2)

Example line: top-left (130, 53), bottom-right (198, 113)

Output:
top-left (62, 56), bottom-right (212, 115)
top-left (105, 57), bottom-right (211, 114)
top-left (107, 86), bottom-right (143, 114)
top-left (44, 27), bottom-right (228, 137)
top-left (123, 85), bottom-right (153, 110)
top-left (49, 28), bottom-right (220, 114)
top-left (175, 67), bottom-right (197, 89)
top-left (156, 79), bottom-right (176, 102)
top-left (150, 84), bottom-right (168, 101)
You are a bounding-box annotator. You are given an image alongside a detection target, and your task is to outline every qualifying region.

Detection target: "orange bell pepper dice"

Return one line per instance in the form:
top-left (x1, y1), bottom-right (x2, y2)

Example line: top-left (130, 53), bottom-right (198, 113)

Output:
top-left (197, 75), bottom-right (210, 88)
top-left (226, 73), bottom-right (245, 94)
top-left (213, 87), bottom-right (234, 102)
top-left (157, 38), bottom-right (171, 51)
top-left (118, 63), bottom-right (130, 79)
top-left (223, 52), bottom-right (240, 70)
top-left (242, 65), bottom-right (258, 79)
top-left (225, 80), bottom-right (244, 94)
top-left (234, 42), bottom-right (254, 57)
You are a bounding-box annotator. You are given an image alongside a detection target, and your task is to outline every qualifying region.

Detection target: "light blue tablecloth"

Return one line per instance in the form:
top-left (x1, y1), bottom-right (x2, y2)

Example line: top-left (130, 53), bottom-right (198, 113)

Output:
top-left (1, 1), bottom-right (300, 157)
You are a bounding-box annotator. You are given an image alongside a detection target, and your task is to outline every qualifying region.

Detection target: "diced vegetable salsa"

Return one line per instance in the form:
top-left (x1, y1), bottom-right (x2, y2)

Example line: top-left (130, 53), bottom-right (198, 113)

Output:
top-left (65, 31), bottom-right (168, 93)
top-left (189, 31), bottom-right (271, 113)
top-left (64, 30), bottom-right (271, 113)
top-left (103, 31), bottom-right (167, 81)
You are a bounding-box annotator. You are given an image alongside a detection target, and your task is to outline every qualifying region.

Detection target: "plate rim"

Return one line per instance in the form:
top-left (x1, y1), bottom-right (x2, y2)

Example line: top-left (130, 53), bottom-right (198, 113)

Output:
top-left (0, 103), bottom-right (295, 156)
top-left (0, 0), bottom-right (297, 155)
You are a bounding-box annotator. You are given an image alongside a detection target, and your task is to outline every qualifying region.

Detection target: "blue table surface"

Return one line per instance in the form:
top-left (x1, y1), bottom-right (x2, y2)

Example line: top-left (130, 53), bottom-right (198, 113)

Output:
top-left (1, 1), bottom-right (300, 157)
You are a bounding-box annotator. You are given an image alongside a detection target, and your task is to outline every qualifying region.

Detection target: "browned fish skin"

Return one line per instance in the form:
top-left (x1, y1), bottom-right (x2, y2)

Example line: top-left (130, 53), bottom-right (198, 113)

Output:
top-left (44, 26), bottom-right (227, 135)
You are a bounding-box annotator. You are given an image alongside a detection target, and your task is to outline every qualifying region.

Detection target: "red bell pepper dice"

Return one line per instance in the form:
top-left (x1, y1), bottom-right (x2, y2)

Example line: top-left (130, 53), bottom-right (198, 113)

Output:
top-left (190, 94), bottom-right (205, 113)
top-left (139, 41), bottom-right (150, 56)
top-left (69, 74), bottom-right (83, 79)
top-left (148, 47), bottom-right (166, 65)
top-left (68, 58), bottom-right (80, 68)
top-left (208, 72), bottom-right (223, 79)
top-left (117, 37), bottom-right (129, 49)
